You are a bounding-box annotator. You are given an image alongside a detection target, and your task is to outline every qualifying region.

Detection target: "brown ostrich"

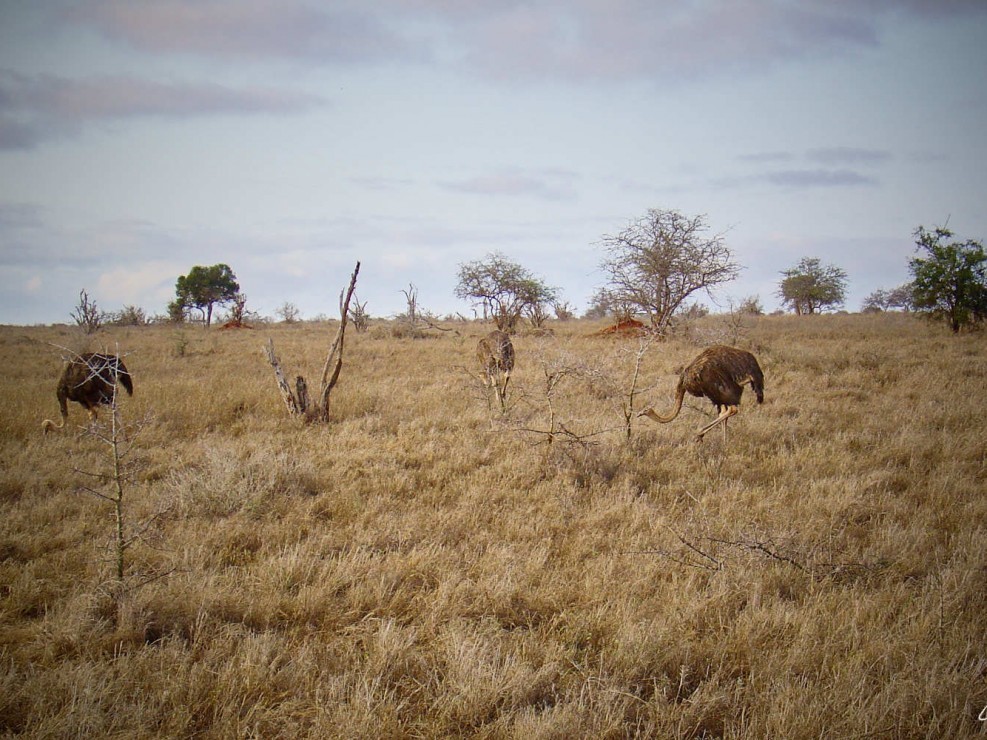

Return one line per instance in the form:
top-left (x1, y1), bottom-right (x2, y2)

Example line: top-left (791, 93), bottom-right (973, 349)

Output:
top-left (638, 345), bottom-right (763, 442)
top-left (476, 330), bottom-right (515, 409)
top-left (42, 353), bottom-right (134, 434)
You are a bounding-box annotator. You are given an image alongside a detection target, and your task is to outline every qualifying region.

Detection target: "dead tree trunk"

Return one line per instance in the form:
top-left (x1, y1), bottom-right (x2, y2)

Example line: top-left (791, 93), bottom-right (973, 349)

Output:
top-left (265, 261), bottom-right (361, 423)
top-left (265, 339), bottom-right (302, 415)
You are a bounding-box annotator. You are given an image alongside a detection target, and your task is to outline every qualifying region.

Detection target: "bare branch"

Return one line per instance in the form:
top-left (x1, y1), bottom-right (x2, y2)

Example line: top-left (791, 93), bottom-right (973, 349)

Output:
top-left (315, 261), bottom-right (361, 421)
top-left (663, 523), bottom-right (723, 570)
top-left (708, 534), bottom-right (809, 573)
top-left (264, 262), bottom-right (361, 423)
top-left (599, 209), bottom-right (740, 335)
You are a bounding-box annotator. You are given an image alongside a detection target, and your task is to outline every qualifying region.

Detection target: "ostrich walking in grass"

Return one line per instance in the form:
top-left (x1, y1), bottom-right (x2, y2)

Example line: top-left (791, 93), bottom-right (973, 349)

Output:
top-left (476, 330), bottom-right (515, 410)
top-left (42, 353), bottom-right (133, 434)
top-left (638, 345), bottom-right (763, 442)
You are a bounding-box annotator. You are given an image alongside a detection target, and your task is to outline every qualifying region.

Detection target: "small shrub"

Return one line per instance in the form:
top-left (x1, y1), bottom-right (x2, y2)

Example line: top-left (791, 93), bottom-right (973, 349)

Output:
top-left (276, 302), bottom-right (301, 324)
top-left (172, 331), bottom-right (189, 358)
top-left (737, 295), bottom-right (764, 315)
top-left (349, 296), bottom-right (370, 333)
top-left (109, 305), bottom-right (148, 327)
top-left (71, 289), bottom-right (105, 334)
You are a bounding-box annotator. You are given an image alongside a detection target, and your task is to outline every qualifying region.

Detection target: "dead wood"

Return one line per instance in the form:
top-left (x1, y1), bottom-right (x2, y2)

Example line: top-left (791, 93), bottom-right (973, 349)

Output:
top-left (264, 261), bottom-right (361, 423)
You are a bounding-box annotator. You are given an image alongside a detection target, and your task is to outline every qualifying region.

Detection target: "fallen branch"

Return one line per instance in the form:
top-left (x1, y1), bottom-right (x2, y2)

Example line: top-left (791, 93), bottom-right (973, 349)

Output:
top-left (708, 534), bottom-right (810, 573)
top-left (631, 526), bottom-right (888, 581)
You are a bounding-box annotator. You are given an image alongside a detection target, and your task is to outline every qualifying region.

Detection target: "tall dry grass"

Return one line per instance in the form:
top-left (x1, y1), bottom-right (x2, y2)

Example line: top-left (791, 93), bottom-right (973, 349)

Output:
top-left (1, 313), bottom-right (985, 738)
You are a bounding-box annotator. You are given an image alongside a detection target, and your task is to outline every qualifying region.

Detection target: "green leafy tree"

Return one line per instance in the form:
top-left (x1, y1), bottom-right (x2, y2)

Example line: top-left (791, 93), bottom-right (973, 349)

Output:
top-left (167, 298), bottom-right (187, 324)
top-left (909, 225), bottom-right (987, 333)
top-left (174, 264), bottom-right (240, 327)
top-left (778, 257), bottom-right (848, 315)
top-left (598, 208), bottom-right (740, 335)
top-left (455, 252), bottom-right (556, 332)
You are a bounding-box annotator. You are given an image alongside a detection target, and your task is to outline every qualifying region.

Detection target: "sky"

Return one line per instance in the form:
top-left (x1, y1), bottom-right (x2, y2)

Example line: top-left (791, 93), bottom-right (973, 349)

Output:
top-left (1, 1), bottom-right (986, 325)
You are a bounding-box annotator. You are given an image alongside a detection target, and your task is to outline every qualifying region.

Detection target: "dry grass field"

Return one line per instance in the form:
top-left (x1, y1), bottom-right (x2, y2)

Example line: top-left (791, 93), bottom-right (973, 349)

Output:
top-left (1, 313), bottom-right (985, 738)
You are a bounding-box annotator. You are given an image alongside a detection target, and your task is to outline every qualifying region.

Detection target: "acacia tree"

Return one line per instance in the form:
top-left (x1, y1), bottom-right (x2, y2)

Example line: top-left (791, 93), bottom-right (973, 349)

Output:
top-left (909, 224), bottom-right (987, 333)
top-left (598, 208), bottom-right (740, 335)
top-left (887, 283), bottom-right (915, 312)
top-left (455, 253), bottom-right (556, 332)
top-left (862, 283), bottom-right (913, 313)
top-left (777, 257), bottom-right (848, 315)
top-left (276, 302), bottom-right (301, 323)
top-left (174, 264), bottom-right (240, 327)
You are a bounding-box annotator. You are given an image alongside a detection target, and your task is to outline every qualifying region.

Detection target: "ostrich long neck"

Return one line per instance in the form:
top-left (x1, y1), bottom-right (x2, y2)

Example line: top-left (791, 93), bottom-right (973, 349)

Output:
top-left (41, 417), bottom-right (66, 434)
top-left (645, 385), bottom-right (685, 423)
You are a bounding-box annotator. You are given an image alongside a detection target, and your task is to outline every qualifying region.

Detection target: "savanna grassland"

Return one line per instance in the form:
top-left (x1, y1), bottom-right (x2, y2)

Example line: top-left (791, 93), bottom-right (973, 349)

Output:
top-left (1, 313), bottom-right (985, 738)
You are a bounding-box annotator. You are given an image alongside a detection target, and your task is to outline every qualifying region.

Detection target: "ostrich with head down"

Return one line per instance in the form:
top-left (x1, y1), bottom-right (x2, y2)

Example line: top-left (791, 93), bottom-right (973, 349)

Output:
top-left (639, 345), bottom-right (763, 443)
top-left (42, 353), bottom-right (133, 434)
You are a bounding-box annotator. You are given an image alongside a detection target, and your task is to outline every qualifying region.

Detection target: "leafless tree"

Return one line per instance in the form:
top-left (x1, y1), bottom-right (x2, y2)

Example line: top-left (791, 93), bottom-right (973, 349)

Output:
top-left (395, 283), bottom-right (453, 337)
top-left (599, 209), bottom-right (740, 336)
top-left (224, 293), bottom-right (251, 327)
top-left (71, 289), bottom-right (105, 334)
top-left (276, 302), bottom-right (301, 324)
top-left (525, 301), bottom-right (551, 328)
top-left (401, 283), bottom-right (419, 325)
top-left (552, 300), bottom-right (575, 321)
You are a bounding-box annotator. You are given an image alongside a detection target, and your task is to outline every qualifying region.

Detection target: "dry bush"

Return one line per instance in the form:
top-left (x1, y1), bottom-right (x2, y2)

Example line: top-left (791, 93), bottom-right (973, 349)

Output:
top-left (2, 313), bottom-right (986, 737)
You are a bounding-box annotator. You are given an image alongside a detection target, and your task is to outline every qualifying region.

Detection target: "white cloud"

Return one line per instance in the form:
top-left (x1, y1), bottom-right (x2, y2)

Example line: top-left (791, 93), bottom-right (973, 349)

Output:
top-left (66, 0), bottom-right (421, 64)
top-left (761, 169), bottom-right (879, 188)
top-left (440, 168), bottom-right (579, 200)
top-left (0, 70), bottom-right (326, 149)
top-left (61, 0), bottom-right (987, 85)
top-left (805, 147), bottom-right (892, 165)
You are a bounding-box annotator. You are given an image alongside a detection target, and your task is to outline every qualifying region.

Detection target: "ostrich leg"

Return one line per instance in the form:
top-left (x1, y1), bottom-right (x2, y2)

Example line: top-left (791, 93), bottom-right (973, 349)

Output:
top-left (696, 404), bottom-right (738, 441)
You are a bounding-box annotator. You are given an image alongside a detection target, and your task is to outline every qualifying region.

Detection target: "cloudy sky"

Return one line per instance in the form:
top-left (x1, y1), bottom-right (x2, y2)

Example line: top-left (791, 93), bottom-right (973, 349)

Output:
top-left (1, 1), bottom-right (985, 324)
